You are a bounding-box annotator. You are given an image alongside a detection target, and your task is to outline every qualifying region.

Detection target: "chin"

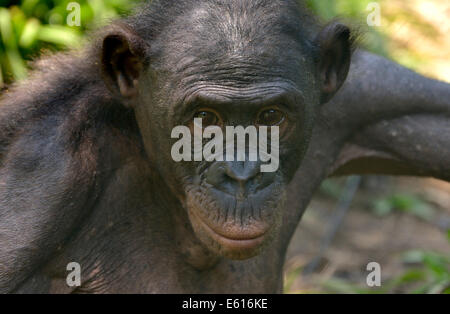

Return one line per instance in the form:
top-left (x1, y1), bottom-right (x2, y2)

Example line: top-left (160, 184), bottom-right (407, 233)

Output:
top-left (186, 183), bottom-right (286, 260)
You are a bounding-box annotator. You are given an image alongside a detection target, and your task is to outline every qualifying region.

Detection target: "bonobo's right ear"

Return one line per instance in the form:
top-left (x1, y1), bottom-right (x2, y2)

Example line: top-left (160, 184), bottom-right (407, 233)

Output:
top-left (314, 21), bottom-right (353, 104)
top-left (101, 25), bottom-right (147, 104)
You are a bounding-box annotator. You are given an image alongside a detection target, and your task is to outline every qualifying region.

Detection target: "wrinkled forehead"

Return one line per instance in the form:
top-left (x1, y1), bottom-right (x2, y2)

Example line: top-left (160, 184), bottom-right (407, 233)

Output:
top-left (150, 1), bottom-right (313, 84)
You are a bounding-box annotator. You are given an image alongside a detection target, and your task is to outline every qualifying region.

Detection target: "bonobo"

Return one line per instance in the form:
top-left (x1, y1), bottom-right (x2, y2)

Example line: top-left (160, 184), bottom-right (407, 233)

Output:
top-left (0, 0), bottom-right (449, 293)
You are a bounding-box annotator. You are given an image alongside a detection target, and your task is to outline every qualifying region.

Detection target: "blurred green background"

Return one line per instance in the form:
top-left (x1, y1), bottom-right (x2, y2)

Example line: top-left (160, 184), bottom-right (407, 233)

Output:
top-left (0, 0), bottom-right (135, 85)
top-left (0, 0), bottom-right (448, 294)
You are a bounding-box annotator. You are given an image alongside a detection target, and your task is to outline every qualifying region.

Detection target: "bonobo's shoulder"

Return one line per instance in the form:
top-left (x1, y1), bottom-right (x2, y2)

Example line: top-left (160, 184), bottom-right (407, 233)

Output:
top-left (0, 50), bottom-right (109, 158)
top-left (0, 51), bottom-right (99, 121)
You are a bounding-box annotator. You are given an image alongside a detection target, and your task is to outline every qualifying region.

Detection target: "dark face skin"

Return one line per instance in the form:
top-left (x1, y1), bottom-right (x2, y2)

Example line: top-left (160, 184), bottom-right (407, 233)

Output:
top-left (102, 1), bottom-right (351, 260)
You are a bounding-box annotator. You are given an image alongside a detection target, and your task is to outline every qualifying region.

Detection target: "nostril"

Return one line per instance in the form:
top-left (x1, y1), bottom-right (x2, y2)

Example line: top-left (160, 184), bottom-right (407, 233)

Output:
top-left (206, 161), bottom-right (271, 195)
top-left (224, 161), bottom-right (259, 183)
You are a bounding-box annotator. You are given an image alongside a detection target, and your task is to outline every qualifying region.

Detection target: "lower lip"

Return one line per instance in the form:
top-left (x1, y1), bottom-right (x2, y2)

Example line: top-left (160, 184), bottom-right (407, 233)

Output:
top-left (213, 233), bottom-right (266, 250)
top-left (192, 212), bottom-right (266, 250)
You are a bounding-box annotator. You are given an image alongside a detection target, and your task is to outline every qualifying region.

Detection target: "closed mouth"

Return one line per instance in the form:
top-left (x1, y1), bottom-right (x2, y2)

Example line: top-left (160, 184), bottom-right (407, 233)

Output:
top-left (190, 209), bottom-right (267, 250)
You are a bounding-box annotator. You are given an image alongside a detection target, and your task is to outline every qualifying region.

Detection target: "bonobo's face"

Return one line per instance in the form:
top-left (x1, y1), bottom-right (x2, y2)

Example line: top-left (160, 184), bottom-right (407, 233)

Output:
top-left (160, 79), bottom-right (314, 260)
top-left (102, 1), bottom-right (352, 260)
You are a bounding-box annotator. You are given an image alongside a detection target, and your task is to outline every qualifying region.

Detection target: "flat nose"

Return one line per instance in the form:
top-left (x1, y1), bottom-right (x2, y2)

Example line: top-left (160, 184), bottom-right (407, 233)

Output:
top-left (206, 161), bottom-right (275, 196)
top-left (224, 161), bottom-right (260, 184)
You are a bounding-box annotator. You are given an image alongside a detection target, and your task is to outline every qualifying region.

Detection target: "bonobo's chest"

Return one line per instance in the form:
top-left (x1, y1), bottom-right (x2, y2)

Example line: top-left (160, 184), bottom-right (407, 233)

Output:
top-left (17, 163), bottom-right (284, 293)
top-left (34, 216), bottom-right (284, 293)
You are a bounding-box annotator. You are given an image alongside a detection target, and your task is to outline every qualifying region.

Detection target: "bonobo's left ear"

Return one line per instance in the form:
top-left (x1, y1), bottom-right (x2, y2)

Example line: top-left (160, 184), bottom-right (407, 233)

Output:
top-left (101, 24), bottom-right (147, 104)
top-left (315, 22), bottom-right (353, 104)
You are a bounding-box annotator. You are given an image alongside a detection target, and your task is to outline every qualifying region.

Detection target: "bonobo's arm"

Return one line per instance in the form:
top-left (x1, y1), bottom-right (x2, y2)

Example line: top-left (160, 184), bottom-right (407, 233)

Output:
top-left (327, 50), bottom-right (450, 181)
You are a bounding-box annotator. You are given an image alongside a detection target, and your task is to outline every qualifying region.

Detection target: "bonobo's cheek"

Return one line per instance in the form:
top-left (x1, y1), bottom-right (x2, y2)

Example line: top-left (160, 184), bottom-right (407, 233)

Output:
top-left (184, 174), bottom-right (287, 260)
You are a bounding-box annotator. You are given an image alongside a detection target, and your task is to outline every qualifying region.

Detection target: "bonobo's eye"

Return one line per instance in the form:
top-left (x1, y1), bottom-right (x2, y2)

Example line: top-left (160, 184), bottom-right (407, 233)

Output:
top-left (191, 109), bottom-right (222, 129)
top-left (256, 108), bottom-right (285, 126)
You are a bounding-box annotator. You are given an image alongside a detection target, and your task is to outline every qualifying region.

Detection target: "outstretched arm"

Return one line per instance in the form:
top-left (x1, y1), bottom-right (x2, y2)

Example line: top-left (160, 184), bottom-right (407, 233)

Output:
top-left (327, 50), bottom-right (450, 181)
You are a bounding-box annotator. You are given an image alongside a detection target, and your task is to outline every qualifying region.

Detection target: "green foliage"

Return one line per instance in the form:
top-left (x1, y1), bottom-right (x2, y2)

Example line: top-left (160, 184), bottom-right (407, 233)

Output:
top-left (284, 266), bottom-right (303, 293)
top-left (0, 0), bottom-right (137, 86)
top-left (321, 250), bottom-right (450, 294)
top-left (321, 278), bottom-right (381, 294)
top-left (306, 0), bottom-right (389, 58)
top-left (320, 233), bottom-right (450, 294)
top-left (319, 179), bottom-right (345, 200)
top-left (306, 0), bottom-right (372, 21)
top-left (401, 250), bottom-right (450, 294)
top-left (371, 193), bottom-right (435, 221)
